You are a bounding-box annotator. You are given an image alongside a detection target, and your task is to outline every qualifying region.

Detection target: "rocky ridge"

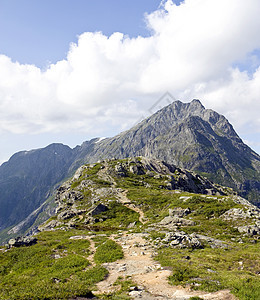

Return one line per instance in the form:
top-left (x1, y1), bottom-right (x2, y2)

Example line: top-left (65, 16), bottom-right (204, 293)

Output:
top-left (39, 157), bottom-right (235, 232)
top-left (74, 99), bottom-right (260, 206)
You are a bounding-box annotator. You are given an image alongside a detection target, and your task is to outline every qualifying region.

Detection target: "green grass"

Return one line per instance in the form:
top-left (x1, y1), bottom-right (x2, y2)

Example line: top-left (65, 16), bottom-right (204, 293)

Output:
top-left (185, 195), bottom-right (238, 218)
top-left (155, 243), bottom-right (260, 300)
top-left (0, 230), bottom-right (108, 299)
top-left (94, 238), bottom-right (124, 264)
top-left (94, 201), bottom-right (141, 229)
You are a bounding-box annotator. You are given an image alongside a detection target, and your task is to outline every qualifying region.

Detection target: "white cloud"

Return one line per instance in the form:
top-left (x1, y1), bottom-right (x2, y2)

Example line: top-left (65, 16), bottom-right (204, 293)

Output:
top-left (0, 0), bottom-right (260, 153)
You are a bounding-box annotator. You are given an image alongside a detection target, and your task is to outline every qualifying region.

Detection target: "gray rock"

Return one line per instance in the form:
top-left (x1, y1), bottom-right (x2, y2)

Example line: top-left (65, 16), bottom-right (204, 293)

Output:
top-left (161, 231), bottom-right (228, 249)
top-left (57, 210), bottom-right (76, 220)
top-left (127, 221), bottom-right (137, 228)
top-left (195, 234), bottom-right (229, 249)
top-left (8, 236), bottom-right (37, 247)
top-left (90, 203), bottom-right (109, 216)
top-left (129, 164), bottom-right (145, 175)
top-left (237, 224), bottom-right (260, 236)
top-left (38, 219), bottom-right (60, 231)
top-left (159, 216), bottom-right (195, 227)
top-left (221, 207), bottom-right (260, 221)
top-left (169, 207), bottom-right (191, 217)
top-left (162, 231), bottom-right (203, 249)
top-left (115, 163), bottom-right (127, 177)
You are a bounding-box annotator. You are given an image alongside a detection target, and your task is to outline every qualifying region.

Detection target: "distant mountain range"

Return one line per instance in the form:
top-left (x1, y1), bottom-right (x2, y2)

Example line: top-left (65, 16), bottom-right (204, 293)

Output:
top-left (0, 99), bottom-right (259, 242)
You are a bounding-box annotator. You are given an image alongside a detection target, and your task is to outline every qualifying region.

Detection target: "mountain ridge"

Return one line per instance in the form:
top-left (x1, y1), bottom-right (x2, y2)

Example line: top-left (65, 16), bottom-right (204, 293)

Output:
top-left (0, 98), bottom-right (259, 242)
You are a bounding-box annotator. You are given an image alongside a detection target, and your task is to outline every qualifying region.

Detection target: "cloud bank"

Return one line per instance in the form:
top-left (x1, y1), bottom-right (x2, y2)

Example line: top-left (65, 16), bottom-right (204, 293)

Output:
top-left (0, 0), bottom-right (260, 146)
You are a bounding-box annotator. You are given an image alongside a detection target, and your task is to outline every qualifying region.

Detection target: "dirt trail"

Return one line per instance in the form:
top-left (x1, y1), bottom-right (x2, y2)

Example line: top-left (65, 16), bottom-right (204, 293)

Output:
top-left (86, 237), bottom-right (96, 266)
top-left (97, 164), bottom-right (147, 224)
top-left (116, 189), bottom-right (147, 224)
top-left (95, 232), bottom-right (237, 299)
top-left (95, 165), bottom-right (237, 299)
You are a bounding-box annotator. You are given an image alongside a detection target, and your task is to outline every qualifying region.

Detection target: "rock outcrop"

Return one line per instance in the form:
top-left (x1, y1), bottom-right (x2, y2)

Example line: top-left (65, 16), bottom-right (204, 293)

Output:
top-left (8, 236), bottom-right (37, 248)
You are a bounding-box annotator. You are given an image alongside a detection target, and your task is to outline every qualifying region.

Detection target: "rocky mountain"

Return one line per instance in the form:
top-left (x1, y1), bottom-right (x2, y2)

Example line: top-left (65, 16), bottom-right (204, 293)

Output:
top-left (1, 157), bottom-right (259, 299)
top-left (0, 144), bottom-right (76, 234)
top-left (0, 99), bottom-right (259, 242)
top-left (78, 100), bottom-right (260, 205)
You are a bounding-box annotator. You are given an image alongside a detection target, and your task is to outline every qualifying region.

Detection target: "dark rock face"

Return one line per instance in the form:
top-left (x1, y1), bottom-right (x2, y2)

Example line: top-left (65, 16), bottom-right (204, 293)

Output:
top-left (90, 204), bottom-right (109, 216)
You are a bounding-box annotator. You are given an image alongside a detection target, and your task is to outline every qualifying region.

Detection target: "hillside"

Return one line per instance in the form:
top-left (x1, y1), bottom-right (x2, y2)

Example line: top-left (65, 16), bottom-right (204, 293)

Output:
top-left (1, 99), bottom-right (260, 242)
top-left (0, 157), bottom-right (259, 299)
top-left (0, 144), bottom-right (76, 232)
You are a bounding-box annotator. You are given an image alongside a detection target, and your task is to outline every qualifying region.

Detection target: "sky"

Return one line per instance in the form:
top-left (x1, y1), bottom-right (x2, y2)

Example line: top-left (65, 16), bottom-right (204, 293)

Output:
top-left (0, 0), bottom-right (260, 165)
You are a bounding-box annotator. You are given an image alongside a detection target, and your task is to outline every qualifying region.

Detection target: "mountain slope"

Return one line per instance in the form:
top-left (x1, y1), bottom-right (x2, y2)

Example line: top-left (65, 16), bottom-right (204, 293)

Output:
top-left (1, 157), bottom-right (259, 300)
top-left (0, 143), bottom-right (76, 232)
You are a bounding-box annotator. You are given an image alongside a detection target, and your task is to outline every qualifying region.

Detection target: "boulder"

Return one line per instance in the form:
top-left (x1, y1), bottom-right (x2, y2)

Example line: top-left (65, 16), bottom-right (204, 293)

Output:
top-left (38, 219), bottom-right (61, 231)
top-left (90, 203), bottom-right (109, 216)
top-left (221, 207), bottom-right (260, 221)
top-left (57, 210), bottom-right (76, 220)
top-left (8, 236), bottom-right (37, 247)
top-left (162, 231), bottom-right (203, 249)
top-left (159, 216), bottom-right (195, 227)
top-left (129, 164), bottom-right (145, 175)
top-left (169, 207), bottom-right (191, 217)
top-left (161, 231), bottom-right (228, 249)
top-left (237, 224), bottom-right (260, 236)
top-left (115, 163), bottom-right (127, 177)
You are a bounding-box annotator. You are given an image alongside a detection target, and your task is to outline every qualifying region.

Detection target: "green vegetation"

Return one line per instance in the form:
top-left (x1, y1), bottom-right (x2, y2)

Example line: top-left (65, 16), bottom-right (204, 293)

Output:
top-left (94, 238), bottom-right (124, 264)
top-left (0, 230), bottom-right (108, 299)
top-left (1, 158), bottom-right (259, 299)
top-left (156, 243), bottom-right (260, 299)
top-left (95, 201), bottom-right (140, 229)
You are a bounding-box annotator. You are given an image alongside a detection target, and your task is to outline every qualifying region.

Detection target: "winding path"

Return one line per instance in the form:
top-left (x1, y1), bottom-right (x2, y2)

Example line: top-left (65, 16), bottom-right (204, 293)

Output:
top-left (94, 164), bottom-right (237, 299)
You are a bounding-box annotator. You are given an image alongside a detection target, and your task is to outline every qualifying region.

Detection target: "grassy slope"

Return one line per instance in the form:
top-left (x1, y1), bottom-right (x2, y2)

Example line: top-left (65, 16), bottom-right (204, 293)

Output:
top-left (0, 158), bottom-right (259, 299)
top-left (0, 230), bottom-right (116, 300)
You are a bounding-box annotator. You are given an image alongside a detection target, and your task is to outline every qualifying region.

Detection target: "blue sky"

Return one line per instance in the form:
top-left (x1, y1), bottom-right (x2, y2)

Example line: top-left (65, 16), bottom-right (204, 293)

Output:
top-left (0, 0), bottom-right (175, 67)
top-left (0, 0), bottom-right (259, 164)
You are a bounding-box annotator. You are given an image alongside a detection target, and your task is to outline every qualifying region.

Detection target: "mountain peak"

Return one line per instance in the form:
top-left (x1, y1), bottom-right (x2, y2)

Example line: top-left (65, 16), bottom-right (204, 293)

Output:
top-left (190, 98), bottom-right (205, 108)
